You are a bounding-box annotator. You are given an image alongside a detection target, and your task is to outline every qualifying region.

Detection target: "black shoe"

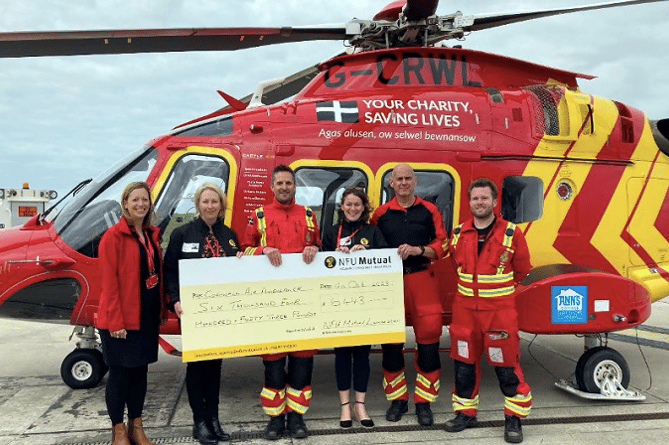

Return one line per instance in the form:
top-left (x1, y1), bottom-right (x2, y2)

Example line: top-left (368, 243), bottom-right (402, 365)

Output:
top-left (385, 399), bottom-right (408, 422)
top-left (263, 414), bottom-right (285, 441)
top-left (208, 416), bottom-right (231, 441)
top-left (287, 411), bottom-right (308, 439)
top-left (415, 402), bottom-right (433, 426)
top-left (504, 414), bottom-right (523, 443)
top-left (444, 412), bottom-right (478, 432)
top-left (192, 419), bottom-right (218, 445)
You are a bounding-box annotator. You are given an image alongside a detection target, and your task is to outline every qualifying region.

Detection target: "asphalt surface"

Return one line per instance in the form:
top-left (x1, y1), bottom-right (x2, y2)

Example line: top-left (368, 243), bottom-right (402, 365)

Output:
top-left (1, 300), bottom-right (669, 444)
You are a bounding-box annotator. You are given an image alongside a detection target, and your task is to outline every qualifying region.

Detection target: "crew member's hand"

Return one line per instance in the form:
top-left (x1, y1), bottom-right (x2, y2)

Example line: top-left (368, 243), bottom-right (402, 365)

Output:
top-left (111, 329), bottom-right (127, 339)
top-left (397, 243), bottom-right (421, 260)
top-left (174, 301), bottom-right (184, 318)
top-left (302, 245), bottom-right (319, 264)
top-left (336, 246), bottom-right (351, 254)
top-left (263, 246), bottom-right (282, 266)
top-left (236, 250), bottom-right (244, 258)
top-left (350, 244), bottom-right (366, 252)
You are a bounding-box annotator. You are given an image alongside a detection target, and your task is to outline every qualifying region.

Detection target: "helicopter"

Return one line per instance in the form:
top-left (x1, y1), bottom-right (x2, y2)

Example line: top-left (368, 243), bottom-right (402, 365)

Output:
top-left (1, 0), bottom-right (668, 400)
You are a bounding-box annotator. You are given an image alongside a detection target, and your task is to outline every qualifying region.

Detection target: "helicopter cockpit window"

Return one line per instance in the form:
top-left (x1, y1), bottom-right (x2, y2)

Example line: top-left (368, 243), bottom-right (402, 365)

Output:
top-left (294, 167), bottom-right (368, 233)
top-left (501, 175), bottom-right (543, 224)
top-left (525, 85), bottom-right (568, 137)
top-left (381, 169), bottom-right (454, 234)
top-left (174, 116), bottom-right (233, 137)
top-left (153, 154), bottom-right (230, 247)
top-left (52, 146), bottom-right (158, 257)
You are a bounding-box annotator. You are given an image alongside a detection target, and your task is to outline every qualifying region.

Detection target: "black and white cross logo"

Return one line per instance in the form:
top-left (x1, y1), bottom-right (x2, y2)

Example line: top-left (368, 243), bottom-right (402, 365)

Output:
top-left (316, 100), bottom-right (359, 123)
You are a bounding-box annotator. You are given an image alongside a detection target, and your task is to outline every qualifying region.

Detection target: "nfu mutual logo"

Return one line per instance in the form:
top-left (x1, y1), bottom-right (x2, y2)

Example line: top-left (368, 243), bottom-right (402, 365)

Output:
top-left (551, 285), bottom-right (587, 323)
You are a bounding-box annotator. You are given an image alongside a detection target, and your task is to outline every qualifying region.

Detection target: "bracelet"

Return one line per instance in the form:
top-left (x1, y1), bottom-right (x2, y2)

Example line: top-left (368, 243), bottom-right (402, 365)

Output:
top-left (419, 245), bottom-right (426, 255)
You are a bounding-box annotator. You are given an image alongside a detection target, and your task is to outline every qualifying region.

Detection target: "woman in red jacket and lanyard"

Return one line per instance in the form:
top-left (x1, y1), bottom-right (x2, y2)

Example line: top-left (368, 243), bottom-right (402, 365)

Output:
top-left (97, 181), bottom-right (167, 445)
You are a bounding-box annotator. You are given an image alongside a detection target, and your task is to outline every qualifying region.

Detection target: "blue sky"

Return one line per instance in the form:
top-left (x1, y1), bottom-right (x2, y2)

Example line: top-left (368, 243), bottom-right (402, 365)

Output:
top-left (1, 0), bottom-right (667, 196)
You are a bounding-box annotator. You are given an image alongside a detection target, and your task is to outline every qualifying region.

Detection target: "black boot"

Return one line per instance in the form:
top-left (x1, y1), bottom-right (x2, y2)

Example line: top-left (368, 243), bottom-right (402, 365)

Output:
top-left (192, 419), bottom-right (217, 445)
top-left (385, 399), bottom-right (408, 422)
top-left (286, 411), bottom-right (308, 439)
top-left (415, 402), bottom-right (433, 426)
top-left (208, 416), bottom-right (230, 441)
top-left (504, 414), bottom-right (523, 443)
top-left (444, 412), bottom-right (478, 432)
top-left (263, 414), bottom-right (285, 441)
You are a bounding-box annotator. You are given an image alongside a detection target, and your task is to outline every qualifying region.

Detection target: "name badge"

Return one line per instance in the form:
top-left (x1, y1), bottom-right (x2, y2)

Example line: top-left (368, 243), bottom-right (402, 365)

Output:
top-left (182, 243), bottom-right (200, 253)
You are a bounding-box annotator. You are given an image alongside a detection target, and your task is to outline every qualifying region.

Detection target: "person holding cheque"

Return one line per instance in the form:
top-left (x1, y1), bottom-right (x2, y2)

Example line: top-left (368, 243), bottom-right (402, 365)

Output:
top-left (97, 181), bottom-right (167, 445)
top-left (164, 183), bottom-right (239, 445)
top-left (321, 187), bottom-right (387, 429)
top-left (241, 164), bottom-right (321, 440)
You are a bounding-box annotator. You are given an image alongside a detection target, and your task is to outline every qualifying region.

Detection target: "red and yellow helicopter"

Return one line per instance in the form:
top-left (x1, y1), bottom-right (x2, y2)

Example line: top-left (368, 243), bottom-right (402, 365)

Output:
top-left (1, 0), bottom-right (668, 398)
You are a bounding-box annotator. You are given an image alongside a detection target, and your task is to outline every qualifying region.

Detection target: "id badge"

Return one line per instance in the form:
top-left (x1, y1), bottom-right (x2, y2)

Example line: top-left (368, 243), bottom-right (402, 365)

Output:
top-left (145, 273), bottom-right (158, 289)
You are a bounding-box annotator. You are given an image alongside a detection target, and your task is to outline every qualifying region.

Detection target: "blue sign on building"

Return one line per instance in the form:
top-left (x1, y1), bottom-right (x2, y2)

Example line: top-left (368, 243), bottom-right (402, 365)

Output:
top-left (551, 285), bottom-right (587, 323)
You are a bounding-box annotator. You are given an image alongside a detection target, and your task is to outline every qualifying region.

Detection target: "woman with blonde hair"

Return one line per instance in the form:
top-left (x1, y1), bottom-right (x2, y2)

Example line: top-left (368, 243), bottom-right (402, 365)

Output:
top-left (164, 182), bottom-right (239, 444)
top-left (97, 181), bottom-right (168, 445)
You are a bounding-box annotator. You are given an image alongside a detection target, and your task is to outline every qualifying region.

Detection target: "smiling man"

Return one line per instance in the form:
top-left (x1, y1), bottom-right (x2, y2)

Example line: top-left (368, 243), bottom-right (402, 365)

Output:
top-left (445, 178), bottom-right (532, 443)
top-left (241, 164), bottom-right (321, 440)
top-left (371, 163), bottom-right (448, 427)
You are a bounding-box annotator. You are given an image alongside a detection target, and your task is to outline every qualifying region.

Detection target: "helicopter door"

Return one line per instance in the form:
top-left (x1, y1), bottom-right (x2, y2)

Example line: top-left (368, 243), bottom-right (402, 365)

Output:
top-left (153, 152), bottom-right (232, 247)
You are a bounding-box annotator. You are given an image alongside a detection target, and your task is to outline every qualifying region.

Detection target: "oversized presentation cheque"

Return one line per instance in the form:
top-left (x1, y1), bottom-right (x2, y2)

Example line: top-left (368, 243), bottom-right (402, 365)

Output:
top-left (179, 248), bottom-right (405, 361)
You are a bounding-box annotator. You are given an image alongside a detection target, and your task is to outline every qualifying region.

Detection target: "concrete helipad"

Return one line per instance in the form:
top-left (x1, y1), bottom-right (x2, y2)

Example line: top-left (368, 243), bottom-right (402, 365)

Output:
top-left (1, 300), bottom-right (669, 444)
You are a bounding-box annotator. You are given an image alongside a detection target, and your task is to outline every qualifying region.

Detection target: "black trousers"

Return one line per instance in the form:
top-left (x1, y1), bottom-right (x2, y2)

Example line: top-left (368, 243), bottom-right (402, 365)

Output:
top-left (106, 365), bottom-right (148, 425)
top-left (334, 345), bottom-right (372, 393)
top-left (186, 359), bottom-right (222, 422)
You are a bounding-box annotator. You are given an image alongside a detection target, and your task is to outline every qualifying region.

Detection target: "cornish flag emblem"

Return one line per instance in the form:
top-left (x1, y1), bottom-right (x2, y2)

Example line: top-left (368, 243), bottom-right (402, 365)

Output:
top-left (316, 100), bottom-right (359, 123)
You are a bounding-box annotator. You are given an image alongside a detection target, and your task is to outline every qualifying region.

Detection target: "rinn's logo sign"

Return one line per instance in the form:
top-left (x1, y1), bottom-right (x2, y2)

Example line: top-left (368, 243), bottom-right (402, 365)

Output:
top-left (551, 286), bottom-right (588, 324)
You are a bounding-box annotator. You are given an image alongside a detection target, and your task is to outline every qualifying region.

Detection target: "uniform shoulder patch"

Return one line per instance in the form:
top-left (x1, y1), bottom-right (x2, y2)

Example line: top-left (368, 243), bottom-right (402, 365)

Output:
top-left (454, 226), bottom-right (461, 235)
top-left (257, 210), bottom-right (265, 219)
top-left (306, 209), bottom-right (313, 217)
top-left (505, 227), bottom-right (514, 237)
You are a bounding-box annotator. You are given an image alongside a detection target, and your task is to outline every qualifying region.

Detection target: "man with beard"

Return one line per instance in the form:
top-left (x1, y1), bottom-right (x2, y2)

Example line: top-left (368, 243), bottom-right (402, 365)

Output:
top-left (241, 164), bottom-right (320, 440)
top-left (444, 178), bottom-right (532, 443)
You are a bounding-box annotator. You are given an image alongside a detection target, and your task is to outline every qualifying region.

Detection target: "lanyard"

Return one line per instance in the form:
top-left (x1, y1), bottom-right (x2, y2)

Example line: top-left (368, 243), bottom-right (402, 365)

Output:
top-left (136, 230), bottom-right (155, 273)
top-left (336, 223), bottom-right (363, 247)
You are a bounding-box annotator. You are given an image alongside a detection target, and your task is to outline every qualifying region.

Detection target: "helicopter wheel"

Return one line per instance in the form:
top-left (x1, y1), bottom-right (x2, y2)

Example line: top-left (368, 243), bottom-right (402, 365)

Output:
top-left (60, 349), bottom-right (108, 389)
top-left (575, 346), bottom-right (630, 395)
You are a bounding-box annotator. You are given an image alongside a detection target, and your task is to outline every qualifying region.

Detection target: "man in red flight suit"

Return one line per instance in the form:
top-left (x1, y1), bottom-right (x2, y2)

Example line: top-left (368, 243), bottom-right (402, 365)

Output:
top-left (241, 164), bottom-right (320, 441)
top-left (445, 178), bottom-right (532, 444)
top-left (371, 163), bottom-right (448, 426)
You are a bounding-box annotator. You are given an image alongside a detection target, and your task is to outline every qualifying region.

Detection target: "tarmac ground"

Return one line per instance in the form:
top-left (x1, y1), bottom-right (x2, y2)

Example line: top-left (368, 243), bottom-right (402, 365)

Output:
top-left (1, 301), bottom-right (669, 444)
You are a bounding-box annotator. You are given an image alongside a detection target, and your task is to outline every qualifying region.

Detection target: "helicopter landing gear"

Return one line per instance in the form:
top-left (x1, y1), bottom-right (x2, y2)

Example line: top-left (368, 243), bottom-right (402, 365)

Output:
top-left (555, 335), bottom-right (644, 401)
top-left (60, 325), bottom-right (108, 389)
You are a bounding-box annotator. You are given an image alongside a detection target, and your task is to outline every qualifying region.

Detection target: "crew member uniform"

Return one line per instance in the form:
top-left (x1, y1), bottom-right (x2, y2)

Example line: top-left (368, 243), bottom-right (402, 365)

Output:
top-left (163, 216), bottom-right (239, 432)
top-left (242, 197), bottom-right (320, 418)
top-left (448, 216), bottom-right (532, 419)
top-left (371, 196), bottom-right (448, 405)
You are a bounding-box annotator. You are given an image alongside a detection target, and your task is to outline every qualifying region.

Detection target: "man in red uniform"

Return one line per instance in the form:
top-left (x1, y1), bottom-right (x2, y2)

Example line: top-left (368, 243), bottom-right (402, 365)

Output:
top-left (241, 164), bottom-right (320, 440)
top-left (444, 178), bottom-right (532, 443)
top-left (371, 163), bottom-right (448, 426)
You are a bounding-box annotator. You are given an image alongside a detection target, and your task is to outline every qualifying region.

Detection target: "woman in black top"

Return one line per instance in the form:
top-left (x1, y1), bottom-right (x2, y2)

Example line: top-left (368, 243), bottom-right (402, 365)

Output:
top-left (322, 187), bottom-right (387, 429)
top-left (163, 183), bottom-right (239, 445)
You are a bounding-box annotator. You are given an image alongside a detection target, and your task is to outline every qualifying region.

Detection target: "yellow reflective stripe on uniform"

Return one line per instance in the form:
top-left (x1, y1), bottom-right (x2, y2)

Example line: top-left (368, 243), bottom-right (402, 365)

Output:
top-left (415, 387), bottom-right (439, 402)
top-left (477, 286), bottom-right (515, 297)
top-left (304, 206), bottom-right (315, 230)
top-left (457, 283), bottom-right (475, 296)
top-left (504, 392), bottom-right (532, 417)
top-left (255, 207), bottom-right (267, 247)
top-left (450, 224), bottom-right (463, 248)
top-left (244, 246), bottom-right (258, 255)
top-left (261, 387), bottom-right (285, 400)
top-left (385, 385), bottom-right (408, 400)
top-left (452, 393), bottom-right (479, 411)
top-left (457, 267), bottom-right (474, 283)
top-left (385, 372), bottom-right (406, 388)
top-left (263, 402), bottom-right (286, 416)
top-left (502, 222), bottom-right (515, 248)
top-left (477, 272), bottom-right (514, 283)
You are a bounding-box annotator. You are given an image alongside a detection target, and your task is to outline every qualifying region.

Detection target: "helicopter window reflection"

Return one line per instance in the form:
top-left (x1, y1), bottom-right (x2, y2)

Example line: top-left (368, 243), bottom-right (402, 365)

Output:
top-left (53, 147), bottom-right (158, 257)
top-left (294, 167), bottom-right (368, 233)
top-left (154, 154), bottom-right (229, 247)
top-left (381, 169), bottom-right (454, 234)
top-left (501, 176), bottom-right (543, 224)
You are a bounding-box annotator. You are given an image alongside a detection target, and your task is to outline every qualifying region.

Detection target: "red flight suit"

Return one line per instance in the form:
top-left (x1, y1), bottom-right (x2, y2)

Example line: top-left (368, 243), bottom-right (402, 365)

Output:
top-left (241, 197), bottom-right (320, 417)
top-left (448, 216), bottom-right (532, 418)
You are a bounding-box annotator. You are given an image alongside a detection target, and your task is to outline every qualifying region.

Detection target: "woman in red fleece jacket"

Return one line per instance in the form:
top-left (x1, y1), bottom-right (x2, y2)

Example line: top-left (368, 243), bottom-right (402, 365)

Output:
top-left (96, 181), bottom-right (167, 445)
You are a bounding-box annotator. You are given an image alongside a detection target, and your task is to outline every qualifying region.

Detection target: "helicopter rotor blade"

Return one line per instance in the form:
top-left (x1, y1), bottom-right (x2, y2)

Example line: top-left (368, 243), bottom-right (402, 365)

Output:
top-left (0, 26), bottom-right (348, 58)
top-left (459, 0), bottom-right (667, 33)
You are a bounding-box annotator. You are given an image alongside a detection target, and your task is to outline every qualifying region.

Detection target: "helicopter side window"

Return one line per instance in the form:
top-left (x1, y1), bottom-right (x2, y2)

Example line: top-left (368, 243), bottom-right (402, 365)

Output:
top-left (501, 176), bottom-right (544, 224)
top-left (53, 147), bottom-right (158, 258)
top-left (154, 154), bottom-right (230, 248)
top-left (381, 169), bottom-right (454, 234)
top-left (294, 167), bottom-right (368, 234)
